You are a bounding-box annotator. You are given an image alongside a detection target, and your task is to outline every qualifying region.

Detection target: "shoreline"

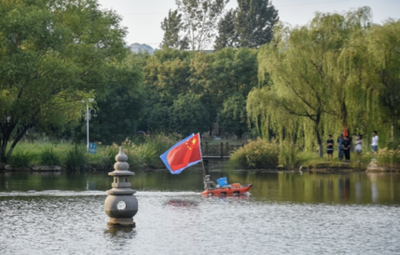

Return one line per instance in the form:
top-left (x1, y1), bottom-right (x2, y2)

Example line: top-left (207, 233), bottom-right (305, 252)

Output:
top-left (1, 161), bottom-right (400, 173)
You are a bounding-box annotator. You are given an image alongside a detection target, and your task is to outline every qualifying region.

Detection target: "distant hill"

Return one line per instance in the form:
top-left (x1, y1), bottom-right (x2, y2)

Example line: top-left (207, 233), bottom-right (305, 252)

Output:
top-left (129, 43), bottom-right (155, 54)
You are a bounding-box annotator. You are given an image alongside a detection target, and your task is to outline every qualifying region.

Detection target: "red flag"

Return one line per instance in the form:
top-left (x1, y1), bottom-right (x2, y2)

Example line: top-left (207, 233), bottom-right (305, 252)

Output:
top-left (160, 133), bottom-right (202, 174)
top-left (344, 124), bottom-right (349, 137)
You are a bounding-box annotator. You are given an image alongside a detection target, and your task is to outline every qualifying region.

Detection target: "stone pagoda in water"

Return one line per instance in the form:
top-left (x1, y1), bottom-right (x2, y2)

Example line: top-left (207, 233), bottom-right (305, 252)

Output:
top-left (104, 147), bottom-right (138, 228)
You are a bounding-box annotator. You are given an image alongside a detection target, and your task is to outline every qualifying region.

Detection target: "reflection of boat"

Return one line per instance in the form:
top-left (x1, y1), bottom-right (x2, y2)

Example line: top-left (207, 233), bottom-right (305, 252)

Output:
top-left (201, 183), bottom-right (253, 196)
top-left (165, 199), bottom-right (198, 207)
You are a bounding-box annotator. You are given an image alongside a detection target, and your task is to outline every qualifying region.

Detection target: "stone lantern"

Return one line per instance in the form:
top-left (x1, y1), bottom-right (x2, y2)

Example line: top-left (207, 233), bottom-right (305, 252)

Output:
top-left (104, 147), bottom-right (138, 228)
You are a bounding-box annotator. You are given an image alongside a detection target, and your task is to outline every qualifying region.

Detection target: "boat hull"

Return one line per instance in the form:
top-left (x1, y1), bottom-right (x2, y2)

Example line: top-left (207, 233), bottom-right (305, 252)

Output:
top-left (201, 184), bottom-right (253, 196)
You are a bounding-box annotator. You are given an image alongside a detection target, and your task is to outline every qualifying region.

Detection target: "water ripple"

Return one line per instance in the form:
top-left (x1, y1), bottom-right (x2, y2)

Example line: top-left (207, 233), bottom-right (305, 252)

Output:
top-left (1, 191), bottom-right (399, 254)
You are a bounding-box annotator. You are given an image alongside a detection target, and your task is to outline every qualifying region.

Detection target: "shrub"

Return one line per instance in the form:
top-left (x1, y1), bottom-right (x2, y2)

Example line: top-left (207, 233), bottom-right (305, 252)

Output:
top-left (99, 134), bottom-right (178, 170)
top-left (99, 144), bottom-right (119, 169)
top-left (9, 151), bottom-right (32, 168)
top-left (144, 133), bottom-right (176, 157)
top-left (134, 143), bottom-right (158, 168)
top-left (40, 147), bottom-right (61, 166)
top-left (362, 151), bottom-right (374, 163)
top-left (230, 138), bottom-right (279, 169)
top-left (279, 141), bottom-right (299, 169)
top-left (65, 144), bottom-right (87, 171)
top-left (376, 146), bottom-right (400, 167)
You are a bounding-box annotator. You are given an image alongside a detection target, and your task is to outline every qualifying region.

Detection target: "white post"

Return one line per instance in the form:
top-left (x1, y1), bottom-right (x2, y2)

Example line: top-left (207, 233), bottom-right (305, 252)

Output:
top-left (83, 98), bottom-right (94, 152)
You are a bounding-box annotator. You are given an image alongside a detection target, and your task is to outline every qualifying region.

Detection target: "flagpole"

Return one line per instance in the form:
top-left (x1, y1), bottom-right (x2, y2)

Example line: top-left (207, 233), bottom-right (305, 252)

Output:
top-left (201, 159), bottom-right (206, 181)
top-left (198, 133), bottom-right (207, 189)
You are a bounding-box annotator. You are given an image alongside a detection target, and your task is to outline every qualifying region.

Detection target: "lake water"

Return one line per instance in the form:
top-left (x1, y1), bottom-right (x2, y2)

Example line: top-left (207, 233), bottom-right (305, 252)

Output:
top-left (1, 169), bottom-right (399, 254)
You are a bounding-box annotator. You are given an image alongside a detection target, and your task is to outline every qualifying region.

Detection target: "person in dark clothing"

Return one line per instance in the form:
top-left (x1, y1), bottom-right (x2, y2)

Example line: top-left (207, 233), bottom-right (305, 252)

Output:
top-left (342, 136), bottom-right (351, 162)
top-left (337, 134), bottom-right (344, 161)
top-left (327, 135), bottom-right (334, 161)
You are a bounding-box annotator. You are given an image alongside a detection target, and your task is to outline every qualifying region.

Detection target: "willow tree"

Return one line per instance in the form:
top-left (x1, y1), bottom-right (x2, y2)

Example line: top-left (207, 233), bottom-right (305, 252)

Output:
top-left (249, 8), bottom-right (372, 157)
top-left (339, 19), bottom-right (400, 145)
top-left (0, 0), bottom-right (130, 162)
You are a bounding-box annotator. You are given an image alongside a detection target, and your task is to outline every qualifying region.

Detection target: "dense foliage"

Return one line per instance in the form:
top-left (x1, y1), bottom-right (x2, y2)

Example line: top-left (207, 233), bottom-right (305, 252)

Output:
top-left (160, 9), bottom-right (188, 50)
top-left (173, 0), bottom-right (229, 51)
top-left (215, 0), bottom-right (279, 49)
top-left (2, 1), bottom-right (399, 168)
top-left (0, 0), bottom-right (141, 162)
top-left (135, 47), bottom-right (259, 136)
top-left (230, 138), bottom-right (279, 169)
top-left (248, 7), bottom-right (400, 157)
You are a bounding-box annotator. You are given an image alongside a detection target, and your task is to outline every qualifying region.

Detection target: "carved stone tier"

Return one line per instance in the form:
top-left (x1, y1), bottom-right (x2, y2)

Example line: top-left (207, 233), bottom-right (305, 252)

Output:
top-left (104, 147), bottom-right (138, 228)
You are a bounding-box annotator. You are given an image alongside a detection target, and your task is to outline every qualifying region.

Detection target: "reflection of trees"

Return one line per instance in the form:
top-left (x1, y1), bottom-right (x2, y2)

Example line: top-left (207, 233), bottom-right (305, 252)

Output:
top-left (1, 171), bottom-right (399, 204)
top-left (241, 172), bottom-right (400, 204)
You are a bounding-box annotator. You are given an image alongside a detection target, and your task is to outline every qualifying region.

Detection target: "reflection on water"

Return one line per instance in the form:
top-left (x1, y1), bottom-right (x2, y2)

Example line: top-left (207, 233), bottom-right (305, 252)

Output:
top-left (0, 170), bottom-right (400, 254)
top-left (103, 227), bottom-right (137, 250)
top-left (0, 191), bottom-right (399, 255)
top-left (1, 171), bottom-right (400, 204)
top-left (164, 199), bottom-right (199, 208)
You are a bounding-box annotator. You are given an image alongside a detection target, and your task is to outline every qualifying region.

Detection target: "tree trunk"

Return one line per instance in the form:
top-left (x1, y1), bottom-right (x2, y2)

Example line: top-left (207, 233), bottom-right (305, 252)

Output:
top-left (314, 120), bottom-right (323, 157)
top-left (0, 124), bottom-right (14, 163)
top-left (6, 127), bottom-right (29, 160)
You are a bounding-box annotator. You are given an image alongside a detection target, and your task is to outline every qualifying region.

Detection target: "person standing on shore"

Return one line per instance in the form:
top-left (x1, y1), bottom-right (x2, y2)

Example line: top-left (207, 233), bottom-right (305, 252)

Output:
top-left (337, 133), bottom-right (344, 161)
top-left (327, 135), bottom-right (334, 161)
top-left (342, 136), bottom-right (351, 162)
top-left (355, 135), bottom-right (362, 163)
top-left (371, 131), bottom-right (378, 160)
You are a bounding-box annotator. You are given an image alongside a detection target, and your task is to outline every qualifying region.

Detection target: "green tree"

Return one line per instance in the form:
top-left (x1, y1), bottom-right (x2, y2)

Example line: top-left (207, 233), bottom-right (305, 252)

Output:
top-left (217, 93), bottom-right (247, 138)
top-left (250, 8), bottom-right (371, 157)
top-left (77, 57), bottom-right (145, 145)
top-left (176, 0), bottom-right (229, 50)
top-left (137, 47), bottom-right (258, 137)
top-left (340, 18), bottom-right (400, 144)
top-left (0, 0), bottom-right (130, 162)
top-left (147, 103), bottom-right (172, 133)
top-left (188, 48), bottom-right (258, 135)
top-left (214, 9), bottom-right (236, 50)
top-left (169, 94), bottom-right (210, 136)
top-left (139, 48), bottom-right (194, 133)
top-left (215, 0), bottom-right (279, 49)
top-left (160, 9), bottom-right (189, 50)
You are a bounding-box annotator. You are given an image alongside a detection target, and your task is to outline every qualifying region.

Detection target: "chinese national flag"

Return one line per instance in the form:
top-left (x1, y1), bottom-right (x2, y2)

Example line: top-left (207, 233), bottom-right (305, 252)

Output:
top-left (344, 124), bottom-right (349, 137)
top-left (160, 133), bottom-right (203, 174)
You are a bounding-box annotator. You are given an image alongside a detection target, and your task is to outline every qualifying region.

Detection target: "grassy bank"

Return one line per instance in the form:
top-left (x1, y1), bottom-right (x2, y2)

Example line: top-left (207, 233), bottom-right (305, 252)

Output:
top-left (4, 136), bottom-right (400, 172)
top-left (2, 134), bottom-right (178, 171)
top-left (229, 138), bottom-right (400, 170)
top-left (3, 134), bottom-right (246, 171)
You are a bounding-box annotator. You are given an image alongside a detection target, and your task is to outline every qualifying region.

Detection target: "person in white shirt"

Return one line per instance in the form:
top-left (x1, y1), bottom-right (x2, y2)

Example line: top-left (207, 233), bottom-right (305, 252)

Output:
top-left (355, 135), bottom-right (362, 163)
top-left (371, 131), bottom-right (378, 160)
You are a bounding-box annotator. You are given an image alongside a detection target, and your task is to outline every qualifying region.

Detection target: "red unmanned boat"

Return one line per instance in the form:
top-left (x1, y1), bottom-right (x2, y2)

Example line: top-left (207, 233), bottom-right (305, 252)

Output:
top-left (201, 183), bottom-right (253, 196)
top-left (202, 176), bottom-right (252, 195)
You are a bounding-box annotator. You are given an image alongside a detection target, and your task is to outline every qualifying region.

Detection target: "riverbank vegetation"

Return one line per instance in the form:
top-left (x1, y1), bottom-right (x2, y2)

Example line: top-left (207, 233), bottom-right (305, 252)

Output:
top-left (1, 134), bottom-right (246, 171)
top-left (249, 7), bottom-right (400, 159)
top-left (1, 0), bottom-right (399, 171)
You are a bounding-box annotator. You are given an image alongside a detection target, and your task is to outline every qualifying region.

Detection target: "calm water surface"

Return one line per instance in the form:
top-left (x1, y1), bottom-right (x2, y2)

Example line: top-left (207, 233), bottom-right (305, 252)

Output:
top-left (0, 169), bottom-right (399, 255)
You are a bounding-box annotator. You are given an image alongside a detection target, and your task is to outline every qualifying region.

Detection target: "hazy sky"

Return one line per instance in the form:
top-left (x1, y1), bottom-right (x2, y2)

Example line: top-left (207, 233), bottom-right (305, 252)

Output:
top-left (97, 0), bottom-right (400, 48)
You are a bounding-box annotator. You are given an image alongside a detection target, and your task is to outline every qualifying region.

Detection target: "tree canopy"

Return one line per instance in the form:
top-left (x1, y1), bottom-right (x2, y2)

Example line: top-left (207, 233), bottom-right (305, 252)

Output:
top-left (160, 9), bottom-right (189, 50)
top-left (136, 47), bottom-right (259, 137)
top-left (248, 7), bottom-right (373, 156)
top-left (215, 0), bottom-right (279, 49)
top-left (0, 0), bottom-right (140, 161)
top-left (248, 7), bottom-right (400, 156)
top-left (164, 0), bottom-right (229, 51)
